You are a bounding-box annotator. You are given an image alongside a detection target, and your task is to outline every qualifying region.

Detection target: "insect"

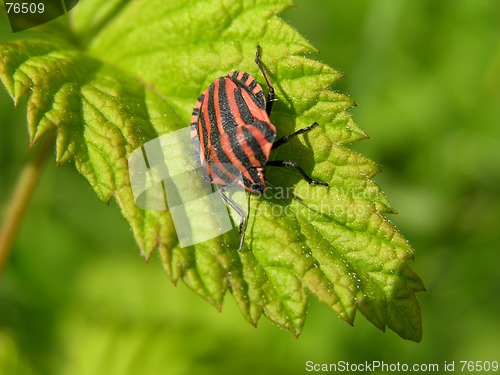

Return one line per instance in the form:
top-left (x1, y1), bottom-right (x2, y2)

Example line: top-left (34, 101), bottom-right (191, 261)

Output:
top-left (190, 46), bottom-right (328, 250)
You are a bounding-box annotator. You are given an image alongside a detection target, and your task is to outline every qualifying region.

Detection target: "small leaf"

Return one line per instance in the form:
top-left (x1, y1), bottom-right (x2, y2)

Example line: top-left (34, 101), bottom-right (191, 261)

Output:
top-left (0, 0), bottom-right (424, 341)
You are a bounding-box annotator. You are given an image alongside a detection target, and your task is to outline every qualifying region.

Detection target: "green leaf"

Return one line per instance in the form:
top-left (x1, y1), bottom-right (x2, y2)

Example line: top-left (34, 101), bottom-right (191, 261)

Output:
top-left (0, 0), bottom-right (424, 340)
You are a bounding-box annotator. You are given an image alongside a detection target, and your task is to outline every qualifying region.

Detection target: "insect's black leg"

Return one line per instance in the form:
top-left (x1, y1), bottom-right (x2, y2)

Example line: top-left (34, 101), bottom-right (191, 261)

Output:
top-left (219, 188), bottom-right (250, 251)
top-left (272, 122), bottom-right (320, 150)
top-left (255, 45), bottom-right (275, 116)
top-left (266, 160), bottom-right (329, 187)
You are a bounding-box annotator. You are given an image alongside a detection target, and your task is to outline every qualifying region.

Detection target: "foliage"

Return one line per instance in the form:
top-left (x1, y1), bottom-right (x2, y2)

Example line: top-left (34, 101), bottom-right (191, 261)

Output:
top-left (0, 0), bottom-right (425, 349)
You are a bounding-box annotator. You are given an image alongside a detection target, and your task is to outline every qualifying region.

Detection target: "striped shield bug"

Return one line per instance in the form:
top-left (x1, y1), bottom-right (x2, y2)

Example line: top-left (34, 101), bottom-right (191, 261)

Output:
top-left (190, 46), bottom-right (328, 251)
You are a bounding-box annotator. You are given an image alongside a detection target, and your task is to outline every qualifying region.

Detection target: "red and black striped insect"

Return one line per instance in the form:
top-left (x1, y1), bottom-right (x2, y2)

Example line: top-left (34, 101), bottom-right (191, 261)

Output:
top-left (190, 46), bottom-right (328, 250)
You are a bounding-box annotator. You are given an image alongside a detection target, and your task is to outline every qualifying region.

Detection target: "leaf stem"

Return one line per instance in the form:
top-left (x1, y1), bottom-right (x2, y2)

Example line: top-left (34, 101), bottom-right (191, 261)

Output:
top-left (0, 137), bottom-right (52, 277)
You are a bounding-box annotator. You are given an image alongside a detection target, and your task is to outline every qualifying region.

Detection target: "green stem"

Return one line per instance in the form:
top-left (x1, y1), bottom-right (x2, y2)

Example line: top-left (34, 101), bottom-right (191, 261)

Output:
top-left (0, 137), bottom-right (52, 277)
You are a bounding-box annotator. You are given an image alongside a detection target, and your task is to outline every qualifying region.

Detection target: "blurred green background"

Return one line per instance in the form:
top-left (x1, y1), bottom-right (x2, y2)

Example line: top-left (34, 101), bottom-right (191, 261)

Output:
top-left (1, 0), bottom-right (499, 374)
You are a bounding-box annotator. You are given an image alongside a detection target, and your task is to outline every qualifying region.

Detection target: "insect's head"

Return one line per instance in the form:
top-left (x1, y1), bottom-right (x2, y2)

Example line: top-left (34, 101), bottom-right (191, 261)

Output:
top-left (248, 181), bottom-right (265, 194)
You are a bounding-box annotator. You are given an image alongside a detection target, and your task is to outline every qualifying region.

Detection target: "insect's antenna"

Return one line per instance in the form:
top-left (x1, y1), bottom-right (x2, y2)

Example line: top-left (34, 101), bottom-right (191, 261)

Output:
top-left (219, 187), bottom-right (250, 252)
top-left (242, 190), bottom-right (251, 248)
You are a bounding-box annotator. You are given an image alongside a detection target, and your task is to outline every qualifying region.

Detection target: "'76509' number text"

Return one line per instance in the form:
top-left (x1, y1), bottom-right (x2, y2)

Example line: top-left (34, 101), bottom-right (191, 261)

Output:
top-left (5, 2), bottom-right (45, 14)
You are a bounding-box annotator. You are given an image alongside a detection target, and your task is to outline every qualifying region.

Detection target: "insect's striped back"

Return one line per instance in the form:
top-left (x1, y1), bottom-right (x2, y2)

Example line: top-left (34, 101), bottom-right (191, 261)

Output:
top-left (189, 46), bottom-right (327, 252)
top-left (191, 71), bottom-right (276, 192)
